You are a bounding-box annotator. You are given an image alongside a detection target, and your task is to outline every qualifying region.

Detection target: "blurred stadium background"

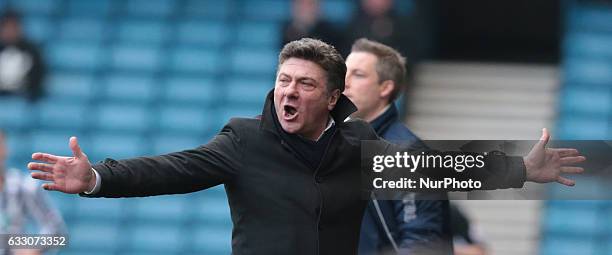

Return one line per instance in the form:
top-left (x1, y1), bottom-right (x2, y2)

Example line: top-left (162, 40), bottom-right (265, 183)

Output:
top-left (0, 0), bottom-right (610, 254)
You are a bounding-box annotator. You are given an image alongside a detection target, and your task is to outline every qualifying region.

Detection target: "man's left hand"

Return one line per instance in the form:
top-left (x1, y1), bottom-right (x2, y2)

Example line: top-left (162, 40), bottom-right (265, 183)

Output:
top-left (523, 128), bottom-right (586, 186)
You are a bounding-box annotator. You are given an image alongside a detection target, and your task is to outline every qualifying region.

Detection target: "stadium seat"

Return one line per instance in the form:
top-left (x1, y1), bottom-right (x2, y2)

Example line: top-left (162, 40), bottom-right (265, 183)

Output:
top-left (103, 74), bottom-right (157, 103)
top-left (110, 45), bottom-right (161, 73)
top-left (57, 17), bottom-right (107, 42)
top-left (29, 130), bottom-right (88, 156)
top-left (124, 0), bottom-right (176, 17)
top-left (564, 33), bottom-right (612, 59)
top-left (540, 236), bottom-right (598, 255)
top-left (116, 19), bottom-right (169, 45)
top-left (239, 0), bottom-right (290, 21)
top-left (95, 103), bottom-right (152, 132)
top-left (163, 76), bottom-right (217, 105)
top-left (4, 131), bottom-right (30, 166)
top-left (193, 195), bottom-right (232, 226)
top-left (74, 198), bottom-right (125, 222)
top-left (10, 0), bottom-right (59, 15)
top-left (544, 205), bottom-right (603, 236)
top-left (0, 96), bottom-right (31, 130)
top-left (45, 72), bottom-right (97, 101)
top-left (125, 223), bottom-right (184, 253)
top-left (560, 87), bottom-right (611, 116)
top-left (182, 0), bottom-right (231, 18)
top-left (129, 196), bottom-right (190, 223)
top-left (158, 105), bottom-right (215, 135)
top-left (169, 47), bottom-right (223, 75)
top-left (67, 221), bottom-right (120, 252)
top-left (569, 6), bottom-right (612, 33)
top-left (22, 15), bottom-right (53, 43)
top-left (234, 22), bottom-right (281, 47)
top-left (89, 133), bottom-right (148, 159)
top-left (229, 47), bottom-right (278, 75)
top-left (35, 100), bottom-right (90, 130)
top-left (176, 19), bottom-right (228, 47)
top-left (556, 115), bottom-right (608, 139)
top-left (65, 0), bottom-right (115, 16)
top-left (563, 58), bottom-right (612, 86)
top-left (189, 226), bottom-right (233, 254)
top-left (46, 192), bottom-right (78, 220)
top-left (48, 42), bottom-right (106, 71)
top-left (225, 77), bottom-right (272, 106)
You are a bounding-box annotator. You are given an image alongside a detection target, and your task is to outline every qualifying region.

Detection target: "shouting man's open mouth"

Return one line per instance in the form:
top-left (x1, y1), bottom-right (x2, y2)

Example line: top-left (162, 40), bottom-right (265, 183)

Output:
top-left (283, 104), bottom-right (298, 121)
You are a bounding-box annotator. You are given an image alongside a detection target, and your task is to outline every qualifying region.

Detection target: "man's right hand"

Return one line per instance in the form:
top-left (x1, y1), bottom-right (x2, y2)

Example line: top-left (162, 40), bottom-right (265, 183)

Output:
top-left (28, 137), bottom-right (95, 194)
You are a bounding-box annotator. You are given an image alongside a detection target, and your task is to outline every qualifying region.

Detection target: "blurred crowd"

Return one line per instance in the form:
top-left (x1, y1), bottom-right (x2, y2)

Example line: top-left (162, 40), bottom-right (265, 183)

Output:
top-left (282, 0), bottom-right (421, 63)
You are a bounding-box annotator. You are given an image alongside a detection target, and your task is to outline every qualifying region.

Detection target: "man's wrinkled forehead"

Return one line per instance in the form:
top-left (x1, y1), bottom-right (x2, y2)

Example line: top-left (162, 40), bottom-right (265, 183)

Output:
top-left (277, 58), bottom-right (326, 82)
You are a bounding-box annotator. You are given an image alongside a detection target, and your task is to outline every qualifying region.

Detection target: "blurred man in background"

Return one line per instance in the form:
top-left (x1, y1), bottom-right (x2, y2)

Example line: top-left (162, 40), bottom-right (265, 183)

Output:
top-left (0, 130), bottom-right (66, 255)
top-left (346, 0), bottom-right (420, 63)
top-left (0, 10), bottom-right (45, 102)
top-left (281, 0), bottom-right (342, 52)
top-left (345, 38), bottom-right (452, 255)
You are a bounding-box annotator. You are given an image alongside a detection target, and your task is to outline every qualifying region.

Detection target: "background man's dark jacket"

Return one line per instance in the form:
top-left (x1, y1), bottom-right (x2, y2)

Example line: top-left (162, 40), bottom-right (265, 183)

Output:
top-left (359, 106), bottom-right (453, 255)
top-left (0, 40), bottom-right (45, 101)
top-left (84, 90), bottom-right (526, 255)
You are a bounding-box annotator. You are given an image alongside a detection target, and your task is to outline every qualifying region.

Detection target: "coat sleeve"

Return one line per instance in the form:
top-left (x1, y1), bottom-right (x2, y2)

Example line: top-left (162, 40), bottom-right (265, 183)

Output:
top-left (82, 120), bottom-right (244, 198)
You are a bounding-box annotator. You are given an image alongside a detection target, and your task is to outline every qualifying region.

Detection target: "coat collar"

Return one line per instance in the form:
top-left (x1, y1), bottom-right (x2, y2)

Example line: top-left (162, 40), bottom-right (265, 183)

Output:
top-left (260, 89), bottom-right (357, 133)
top-left (369, 104), bottom-right (399, 134)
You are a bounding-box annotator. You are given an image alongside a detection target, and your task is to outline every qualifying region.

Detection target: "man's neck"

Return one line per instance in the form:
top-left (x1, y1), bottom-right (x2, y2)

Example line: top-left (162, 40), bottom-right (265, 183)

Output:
top-left (302, 116), bottom-right (334, 141)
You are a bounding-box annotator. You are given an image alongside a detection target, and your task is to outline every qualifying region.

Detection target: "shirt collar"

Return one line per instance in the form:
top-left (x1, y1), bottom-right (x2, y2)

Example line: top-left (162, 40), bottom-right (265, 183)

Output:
top-left (315, 116), bottom-right (335, 141)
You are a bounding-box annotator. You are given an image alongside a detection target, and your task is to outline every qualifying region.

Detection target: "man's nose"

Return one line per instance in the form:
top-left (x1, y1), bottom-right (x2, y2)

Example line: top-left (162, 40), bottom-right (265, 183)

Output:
top-left (285, 82), bottom-right (299, 98)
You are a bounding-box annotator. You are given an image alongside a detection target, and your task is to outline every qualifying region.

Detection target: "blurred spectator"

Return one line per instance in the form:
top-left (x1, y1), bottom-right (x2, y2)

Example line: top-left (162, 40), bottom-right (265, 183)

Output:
top-left (0, 10), bottom-right (45, 102)
top-left (451, 204), bottom-right (487, 255)
top-left (346, 38), bottom-right (452, 255)
top-left (345, 0), bottom-right (420, 62)
top-left (0, 129), bottom-right (66, 255)
top-left (281, 0), bottom-right (342, 51)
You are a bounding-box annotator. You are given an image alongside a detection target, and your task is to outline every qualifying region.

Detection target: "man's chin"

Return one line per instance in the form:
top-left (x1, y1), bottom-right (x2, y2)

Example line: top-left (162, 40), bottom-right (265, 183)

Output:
top-left (280, 122), bottom-right (301, 134)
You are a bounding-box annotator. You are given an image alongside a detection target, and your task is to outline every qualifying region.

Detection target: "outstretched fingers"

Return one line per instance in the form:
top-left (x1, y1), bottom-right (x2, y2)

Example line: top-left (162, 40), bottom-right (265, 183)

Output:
top-left (31, 172), bottom-right (54, 182)
top-left (41, 183), bottom-right (62, 191)
top-left (552, 148), bottom-right (580, 157)
top-left (560, 156), bottom-right (586, 165)
top-left (561, 166), bottom-right (584, 174)
top-left (557, 176), bottom-right (576, 186)
top-left (31, 153), bottom-right (61, 164)
top-left (27, 162), bottom-right (55, 173)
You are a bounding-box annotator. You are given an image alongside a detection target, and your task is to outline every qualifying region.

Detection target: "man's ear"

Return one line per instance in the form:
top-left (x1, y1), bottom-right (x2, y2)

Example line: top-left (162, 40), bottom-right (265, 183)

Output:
top-left (379, 80), bottom-right (395, 99)
top-left (327, 89), bottom-right (341, 111)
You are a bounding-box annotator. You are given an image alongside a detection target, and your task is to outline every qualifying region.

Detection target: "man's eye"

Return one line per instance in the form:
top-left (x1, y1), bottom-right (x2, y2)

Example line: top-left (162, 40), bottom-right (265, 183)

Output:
top-left (301, 83), bottom-right (315, 90)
